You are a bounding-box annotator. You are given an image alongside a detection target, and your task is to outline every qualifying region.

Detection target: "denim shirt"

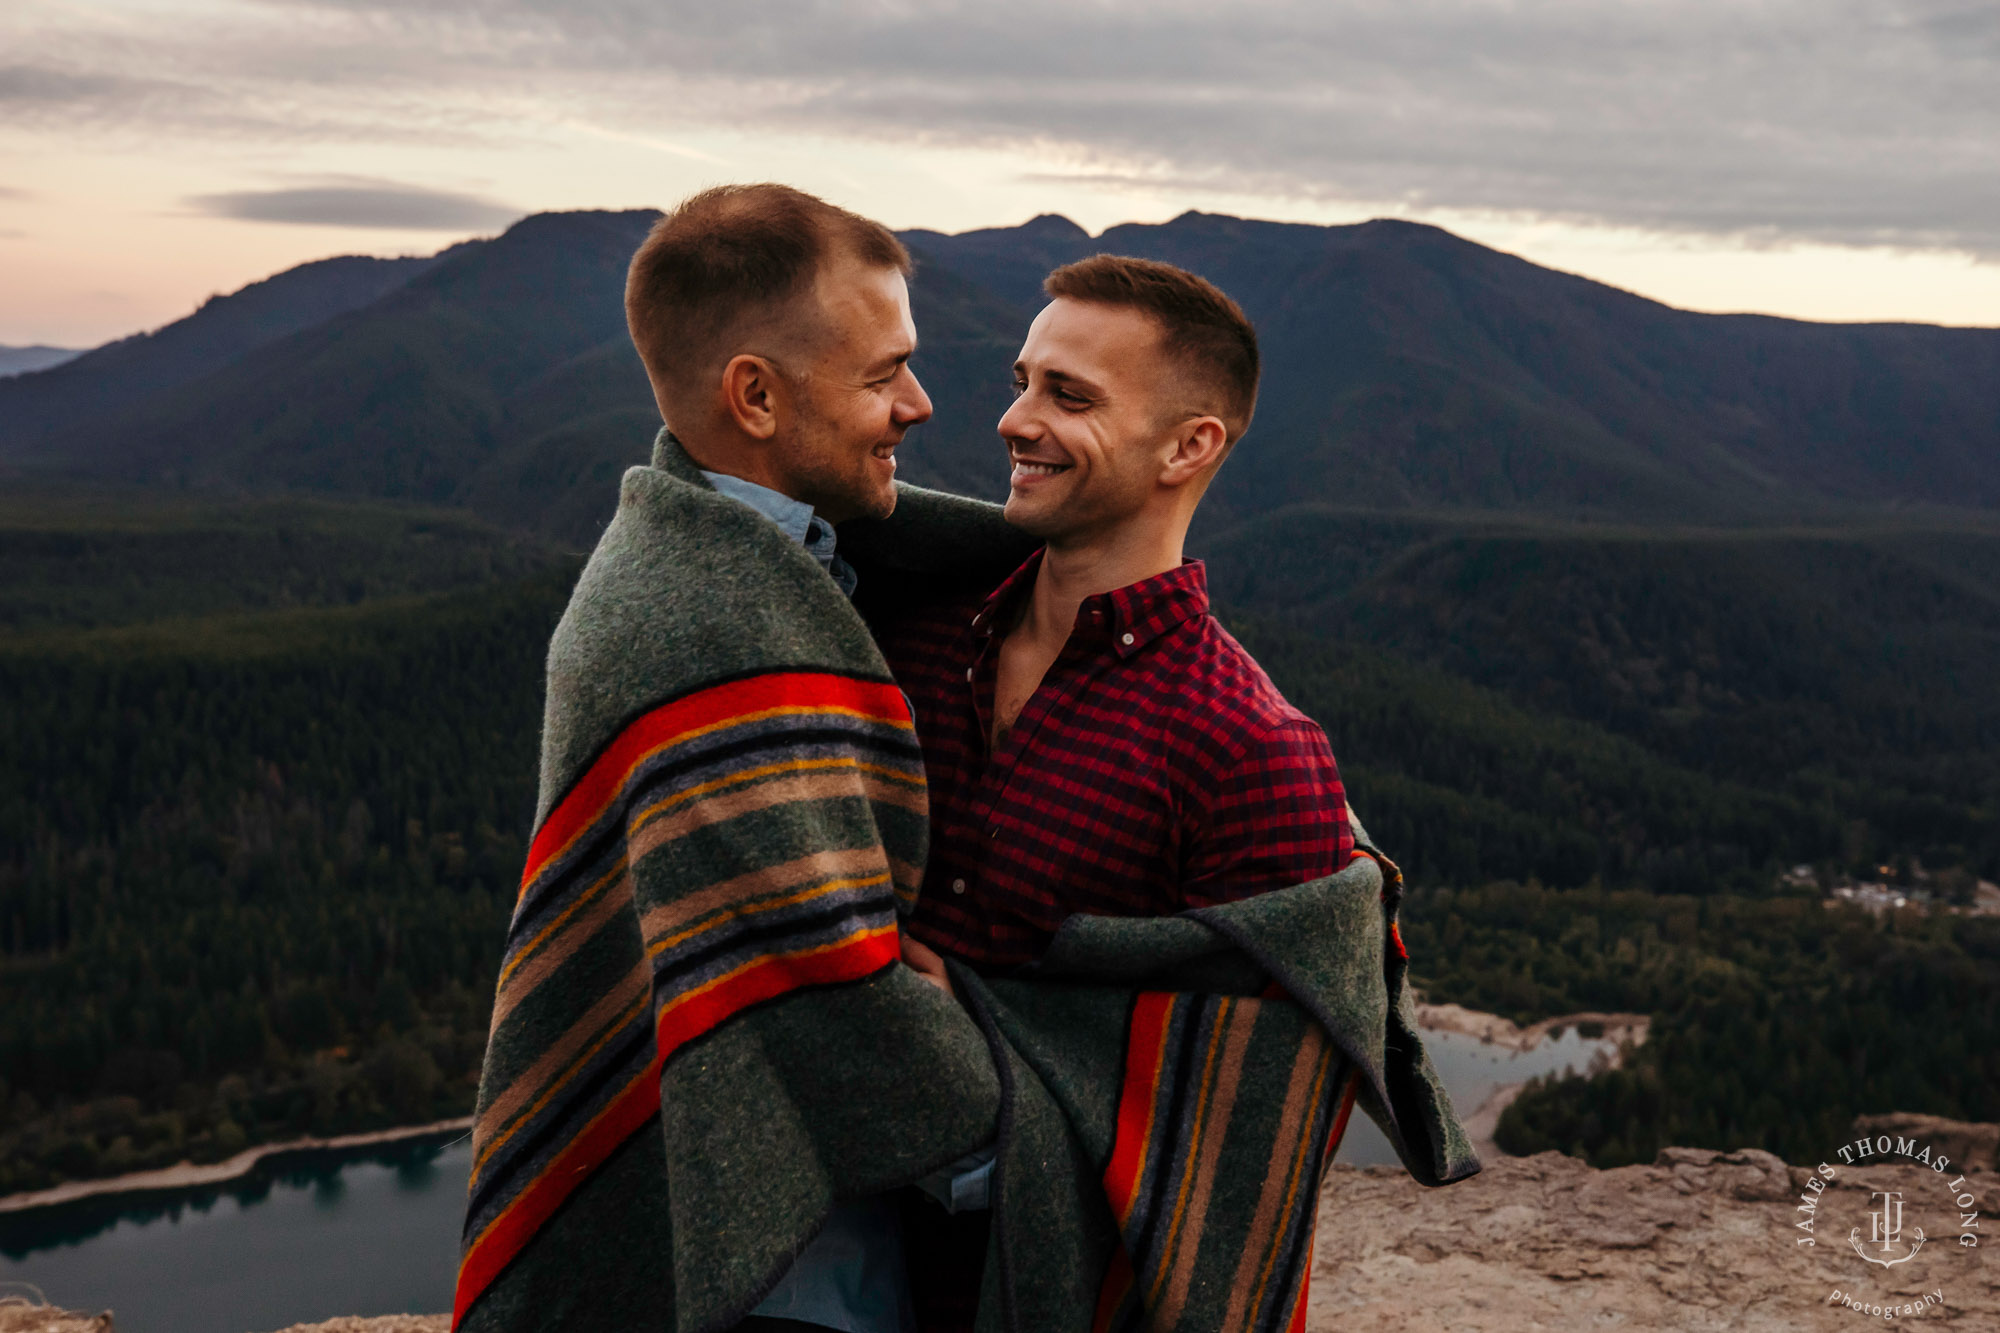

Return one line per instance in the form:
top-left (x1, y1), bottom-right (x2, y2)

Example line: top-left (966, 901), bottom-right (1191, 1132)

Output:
top-left (700, 469), bottom-right (907, 1333)
top-left (701, 470), bottom-right (857, 596)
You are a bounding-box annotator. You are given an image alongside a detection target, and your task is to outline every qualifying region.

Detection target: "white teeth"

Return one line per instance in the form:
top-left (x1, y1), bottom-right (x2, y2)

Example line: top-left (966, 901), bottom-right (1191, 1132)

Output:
top-left (1013, 461), bottom-right (1070, 477)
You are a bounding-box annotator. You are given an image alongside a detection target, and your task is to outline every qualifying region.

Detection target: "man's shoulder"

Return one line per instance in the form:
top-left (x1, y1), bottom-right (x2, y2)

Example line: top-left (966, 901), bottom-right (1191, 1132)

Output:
top-left (1166, 614), bottom-right (1321, 744)
top-left (538, 459), bottom-right (888, 807)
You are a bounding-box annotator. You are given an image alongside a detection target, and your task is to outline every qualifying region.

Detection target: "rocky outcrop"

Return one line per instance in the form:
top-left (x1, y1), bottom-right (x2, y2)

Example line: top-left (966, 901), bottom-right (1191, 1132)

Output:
top-left (13, 1142), bottom-right (1995, 1333)
top-left (0, 1298), bottom-right (111, 1333)
top-left (262, 1312), bottom-right (450, 1320)
top-left (1308, 1148), bottom-right (1996, 1330)
top-left (1853, 1114), bottom-right (1999, 1175)
top-left (0, 1302), bottom-right (445, 1333)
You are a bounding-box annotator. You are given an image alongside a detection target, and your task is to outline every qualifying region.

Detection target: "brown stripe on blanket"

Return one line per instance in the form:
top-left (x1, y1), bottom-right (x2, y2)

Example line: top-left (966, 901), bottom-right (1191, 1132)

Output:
top-left (636, 845), bottom-right (891, 942)
top-left (488, 869), bottom-right (635, 1031)
top-left (475, 958), bottom-right (652, 1151)
top-left (630, 763), bottom-right (924, 851)
top-left (495, 857), bottom-right (628, 995)
top-left (1157, 996), bottom-right (1261, 1330)
top-left (472, 981), bottom-right (653, 1176)
top-left (1223, 1027), bottom-right (1330, 1331)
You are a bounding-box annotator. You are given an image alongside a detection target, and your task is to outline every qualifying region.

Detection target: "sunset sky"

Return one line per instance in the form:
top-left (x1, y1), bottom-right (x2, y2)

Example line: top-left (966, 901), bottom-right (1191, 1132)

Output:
top-left (4, 0), bottom-right (1998, 348)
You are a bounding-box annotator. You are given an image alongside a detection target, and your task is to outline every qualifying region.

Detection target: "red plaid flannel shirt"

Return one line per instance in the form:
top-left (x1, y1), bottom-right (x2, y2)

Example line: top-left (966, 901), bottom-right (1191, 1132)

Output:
top-left (878, 550), bottom-right (1354, 969)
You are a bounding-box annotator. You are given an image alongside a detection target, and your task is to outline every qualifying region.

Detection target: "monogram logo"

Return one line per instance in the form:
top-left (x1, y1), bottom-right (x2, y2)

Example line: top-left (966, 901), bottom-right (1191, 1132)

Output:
top-left (1850, 1189), bottom-right (1925, 1267)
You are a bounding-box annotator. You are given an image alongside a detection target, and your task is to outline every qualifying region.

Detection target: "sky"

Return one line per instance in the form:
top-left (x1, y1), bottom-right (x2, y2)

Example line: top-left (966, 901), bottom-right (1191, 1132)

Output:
top-left (3, 0), bottom-right (1999, 348)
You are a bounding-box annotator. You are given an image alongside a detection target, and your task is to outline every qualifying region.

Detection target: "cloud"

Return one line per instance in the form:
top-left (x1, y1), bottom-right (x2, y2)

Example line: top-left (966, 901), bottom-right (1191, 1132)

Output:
top-left (0, 63), bottom-right (124, 104)
top-left (186, 178), bottom-right (520, 230)
top-left (9, 1), bottom-right (2000, 253)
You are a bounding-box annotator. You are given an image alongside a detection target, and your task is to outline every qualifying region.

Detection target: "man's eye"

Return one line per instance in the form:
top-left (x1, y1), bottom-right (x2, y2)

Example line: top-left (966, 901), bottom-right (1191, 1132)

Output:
top-left (1010, 379), bottom-right (1028, 397)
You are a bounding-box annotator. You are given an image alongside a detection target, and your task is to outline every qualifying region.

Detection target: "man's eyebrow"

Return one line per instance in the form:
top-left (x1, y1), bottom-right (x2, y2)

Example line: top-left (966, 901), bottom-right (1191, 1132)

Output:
top-left (1041, 367), bottom-right (1103, 396)
top-left (867, 342), bottom-right (916, 374)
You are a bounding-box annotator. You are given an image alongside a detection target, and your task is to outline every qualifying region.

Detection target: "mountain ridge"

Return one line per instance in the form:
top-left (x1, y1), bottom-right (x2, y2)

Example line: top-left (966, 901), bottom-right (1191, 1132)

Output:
top-left (0, 344), bottom-right (81, 378)
top-left (0, 253), bottom-right (450, 454)
top-left (2, 207), bottom-right (1995, 540)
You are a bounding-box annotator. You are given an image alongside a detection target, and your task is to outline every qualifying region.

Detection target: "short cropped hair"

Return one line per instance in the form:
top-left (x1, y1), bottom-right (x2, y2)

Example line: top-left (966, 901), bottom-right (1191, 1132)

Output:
top-left (626, 183), bottom-right (910, 409)
top-left (1043, 255), bottom-right (1260, 442)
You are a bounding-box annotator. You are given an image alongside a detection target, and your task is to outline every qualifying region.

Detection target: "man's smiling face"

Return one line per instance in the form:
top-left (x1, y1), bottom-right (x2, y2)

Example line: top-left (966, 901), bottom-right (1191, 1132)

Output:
top-left (775, 254), bottom-right (932, 523)
top-left (998, 297), bottom-right (1184, 542)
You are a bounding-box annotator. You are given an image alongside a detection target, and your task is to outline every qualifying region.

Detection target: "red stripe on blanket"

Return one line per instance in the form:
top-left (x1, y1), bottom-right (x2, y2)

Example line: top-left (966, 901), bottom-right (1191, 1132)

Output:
top-left (520, 672), bottom-right (912, 902)
top-left (655, 924), bottom-right (900, 1061)
top-left (1091, 1243), bottom-right (1136, 1333)
top-left (1284, 1248), bottom-right (1312, 1333)
top-left (451, 1054), bottom-right (663, 1327)
top-left (1102, 991), bottom-right (1175, 1225)
top-left (452, 915), bottom-right (898, 1326)
top-left (1325, 1067), bottom-right (1361, 1159)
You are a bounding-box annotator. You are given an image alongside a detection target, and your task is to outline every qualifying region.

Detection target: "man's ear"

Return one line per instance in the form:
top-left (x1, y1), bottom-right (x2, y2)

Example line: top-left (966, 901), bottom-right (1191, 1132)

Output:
top-left (1159, 416), bottom-right (1230, 488)
top-left (719, 354), bottom-right (787, 441)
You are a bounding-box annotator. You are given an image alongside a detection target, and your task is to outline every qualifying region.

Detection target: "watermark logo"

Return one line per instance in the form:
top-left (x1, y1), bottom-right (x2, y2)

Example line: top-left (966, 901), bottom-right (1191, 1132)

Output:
top-left (1786, 1133), bottom-right (1982, 1318)
top-left (1853, 1189), bottom-right (1922, 1267)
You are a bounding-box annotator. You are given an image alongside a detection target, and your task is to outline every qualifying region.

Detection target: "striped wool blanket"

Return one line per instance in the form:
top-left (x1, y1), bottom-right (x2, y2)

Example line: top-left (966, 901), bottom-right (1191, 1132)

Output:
top-left (957, 824), bottom-right (1478, 1333)
top-left (453, 431), bottom-right (1476, 1333)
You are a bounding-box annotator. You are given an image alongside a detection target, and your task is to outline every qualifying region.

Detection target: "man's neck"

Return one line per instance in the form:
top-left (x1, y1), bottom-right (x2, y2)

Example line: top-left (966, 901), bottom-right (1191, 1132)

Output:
top-left (1019, 520), bottom-right (1185, 644)
top-left (674, 428), bottom-right (796, 502)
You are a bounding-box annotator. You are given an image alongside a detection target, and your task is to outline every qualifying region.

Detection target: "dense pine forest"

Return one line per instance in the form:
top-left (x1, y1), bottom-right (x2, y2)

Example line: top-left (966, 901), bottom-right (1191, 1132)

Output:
top-left (0, 493), bottom-right (577, 1193)
top-left (1, 484), bottom-right (1996, 1193)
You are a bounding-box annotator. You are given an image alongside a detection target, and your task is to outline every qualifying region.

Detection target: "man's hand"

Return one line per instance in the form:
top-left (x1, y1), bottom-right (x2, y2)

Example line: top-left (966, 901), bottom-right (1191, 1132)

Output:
top-left (900, 932), bottom-right (955, 999)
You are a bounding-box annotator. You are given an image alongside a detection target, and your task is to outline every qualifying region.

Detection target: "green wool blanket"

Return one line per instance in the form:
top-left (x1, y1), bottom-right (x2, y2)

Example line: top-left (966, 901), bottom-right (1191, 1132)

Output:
top-left (454, 430), bottom-right (1477, 1333)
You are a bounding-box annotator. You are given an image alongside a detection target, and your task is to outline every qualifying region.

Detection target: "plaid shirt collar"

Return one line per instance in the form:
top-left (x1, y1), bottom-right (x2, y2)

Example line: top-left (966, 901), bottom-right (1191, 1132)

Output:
top-left (971, 549), bottom-right (1210, 660)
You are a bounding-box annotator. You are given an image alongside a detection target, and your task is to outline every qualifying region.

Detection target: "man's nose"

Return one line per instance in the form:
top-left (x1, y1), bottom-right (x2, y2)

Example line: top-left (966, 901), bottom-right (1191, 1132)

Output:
top-left (996, 392), bottom-right (1036, 443)
top-left (895, 370), bottom-right (933, 427)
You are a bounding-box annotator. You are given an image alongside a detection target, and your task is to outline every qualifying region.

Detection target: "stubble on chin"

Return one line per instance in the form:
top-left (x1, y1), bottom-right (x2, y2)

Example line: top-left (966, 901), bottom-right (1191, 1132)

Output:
top-left (859, 478), bottom-right (898, 521)
top-left (1002, 493), bottom-right (1059, 539)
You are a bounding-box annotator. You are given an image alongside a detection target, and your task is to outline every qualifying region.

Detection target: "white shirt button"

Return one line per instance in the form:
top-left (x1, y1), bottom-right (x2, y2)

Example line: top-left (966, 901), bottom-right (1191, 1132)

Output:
top-left (1121, 632), bottom-right (1135, 646)
top-left (965, 667), bottom-right (974, 682)
top-left (951, 878), bottom-right (967, 894)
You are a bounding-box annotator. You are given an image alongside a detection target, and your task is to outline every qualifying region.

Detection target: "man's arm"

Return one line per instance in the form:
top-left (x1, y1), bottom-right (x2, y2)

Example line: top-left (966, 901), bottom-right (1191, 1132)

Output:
top-left (1179, 715), bottom-right (1354, 907)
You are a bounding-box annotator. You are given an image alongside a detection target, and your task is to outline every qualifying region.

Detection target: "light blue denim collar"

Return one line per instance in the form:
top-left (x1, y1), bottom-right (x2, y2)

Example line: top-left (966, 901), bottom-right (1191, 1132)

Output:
top-left (699, 469), bottom-right (856, 597)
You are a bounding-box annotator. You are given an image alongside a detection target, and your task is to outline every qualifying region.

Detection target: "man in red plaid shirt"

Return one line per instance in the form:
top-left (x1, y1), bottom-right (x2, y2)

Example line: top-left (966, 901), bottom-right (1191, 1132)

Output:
top-left (874, 254), bottom-right (1357, 1327)
top-left (879, 253), bottom-right (1355, 977)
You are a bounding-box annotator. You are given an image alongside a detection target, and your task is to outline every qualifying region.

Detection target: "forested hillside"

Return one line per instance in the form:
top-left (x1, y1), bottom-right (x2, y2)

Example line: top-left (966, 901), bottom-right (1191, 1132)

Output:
top-left (3, 488), bottom-right (1995, 1192)
top-left (1213, 514), bottom-right (2000, 879)
top-left (0, 496), bottom-right (576, 1193)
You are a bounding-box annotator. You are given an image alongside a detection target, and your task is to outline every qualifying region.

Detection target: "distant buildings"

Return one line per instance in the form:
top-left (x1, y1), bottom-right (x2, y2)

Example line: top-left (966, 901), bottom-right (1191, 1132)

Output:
top-left (1789, 861), bottom-right (2000, 918)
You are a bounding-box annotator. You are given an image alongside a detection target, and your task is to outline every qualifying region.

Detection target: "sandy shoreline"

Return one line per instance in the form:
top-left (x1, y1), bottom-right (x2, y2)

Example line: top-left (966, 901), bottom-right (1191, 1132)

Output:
top-left (0, 1116), bottom-right (473, 1216)
top-left (1413, 1002), bottom-right (1651, 1163)
top-left (1414, 1001), bottom-right (1650, 1052)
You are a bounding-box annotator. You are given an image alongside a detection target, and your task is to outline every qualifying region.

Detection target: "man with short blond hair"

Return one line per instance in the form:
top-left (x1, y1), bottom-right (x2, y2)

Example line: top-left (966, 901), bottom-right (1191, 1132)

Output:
top-left (453, 183), bottom-right (1023, 1333)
